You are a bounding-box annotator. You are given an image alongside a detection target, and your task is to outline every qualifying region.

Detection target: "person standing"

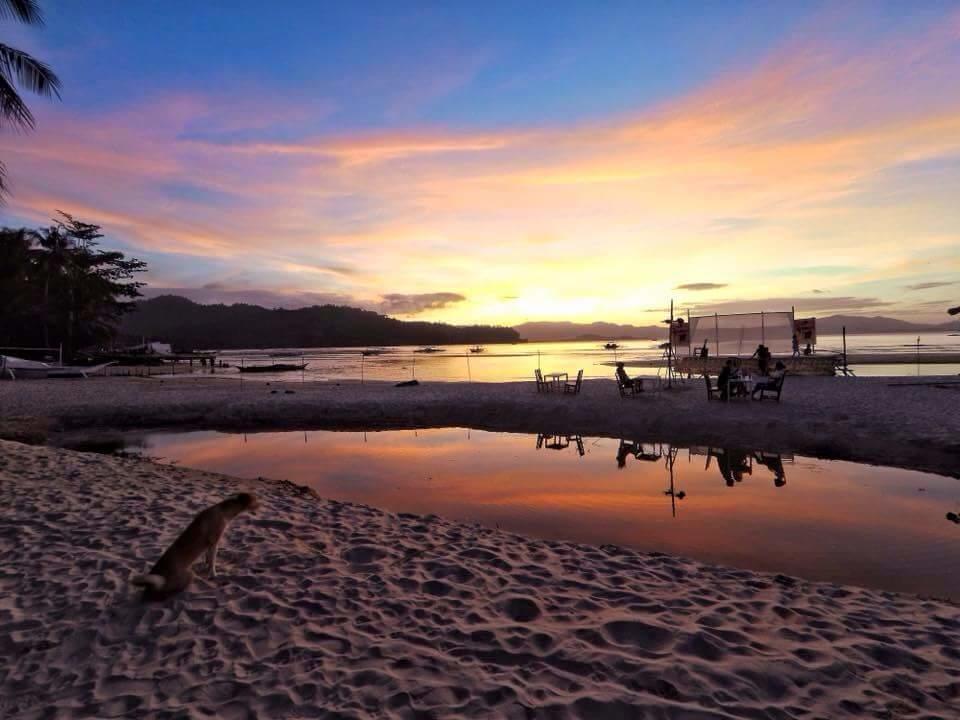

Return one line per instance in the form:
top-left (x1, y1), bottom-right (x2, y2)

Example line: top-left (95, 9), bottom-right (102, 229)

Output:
top-left (792, 333), bottom-right (800, 357)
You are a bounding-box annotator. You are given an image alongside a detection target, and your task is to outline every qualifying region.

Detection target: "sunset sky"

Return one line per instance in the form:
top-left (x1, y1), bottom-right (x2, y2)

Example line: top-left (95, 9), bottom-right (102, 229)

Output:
top-left (1, 1), bottom-right (958, 325)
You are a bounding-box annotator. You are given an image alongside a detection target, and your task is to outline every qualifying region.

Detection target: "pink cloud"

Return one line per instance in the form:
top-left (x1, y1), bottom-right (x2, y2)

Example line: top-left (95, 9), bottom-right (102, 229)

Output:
top-left (2, 8), bottom-right (959, 323)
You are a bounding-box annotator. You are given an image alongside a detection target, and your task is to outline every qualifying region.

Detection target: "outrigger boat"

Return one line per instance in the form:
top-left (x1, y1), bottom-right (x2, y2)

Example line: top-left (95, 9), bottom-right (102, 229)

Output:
top-left (414, 346), bottom-right (444, 353)
top-left (1, 355), bottom-right (114, 380)
top-left (604, 342), bottom-right (619, 350)
top-left (236, 362), bottom-right (308, 373)
top-left (469, 346), bottom-right (485, 353)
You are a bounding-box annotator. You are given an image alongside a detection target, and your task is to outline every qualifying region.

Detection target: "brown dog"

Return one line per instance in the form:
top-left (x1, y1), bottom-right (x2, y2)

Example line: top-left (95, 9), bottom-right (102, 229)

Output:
top-left (132, 493), bottom-right (258, 600)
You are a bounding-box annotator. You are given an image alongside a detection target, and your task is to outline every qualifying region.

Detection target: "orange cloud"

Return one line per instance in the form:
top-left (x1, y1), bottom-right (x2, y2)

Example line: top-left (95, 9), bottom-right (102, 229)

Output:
top-left (2, 8), bottom-right (960, 324)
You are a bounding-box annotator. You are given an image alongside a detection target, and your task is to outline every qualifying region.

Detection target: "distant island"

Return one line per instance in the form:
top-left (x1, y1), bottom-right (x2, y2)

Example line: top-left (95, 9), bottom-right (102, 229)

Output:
top-left (512, 315), bottom-right (957, 342)
top-left (119, 296), bottom-right (520, 350)
top-left (120, 297), bottom-right (958, 350)
top-left (513, 321), bottom-right (664, 343)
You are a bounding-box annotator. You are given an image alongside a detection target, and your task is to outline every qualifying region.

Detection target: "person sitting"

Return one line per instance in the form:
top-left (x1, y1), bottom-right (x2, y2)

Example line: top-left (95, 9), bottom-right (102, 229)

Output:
top-left (803, 343), bottom-right (813, 356)
top-left (699, 339), bottom-right (709, 358)
top-left (752, 361), bottom-right (785, 398)
top-left (615, 362), bottom-right (643, 393)
top-left (717, 358), bottom-right (734, 401)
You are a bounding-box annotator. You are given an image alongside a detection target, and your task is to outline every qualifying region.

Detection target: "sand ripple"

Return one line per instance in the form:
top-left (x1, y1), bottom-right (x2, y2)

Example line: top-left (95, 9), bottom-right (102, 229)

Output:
top-left (1, 440), bottom-right (959, 718)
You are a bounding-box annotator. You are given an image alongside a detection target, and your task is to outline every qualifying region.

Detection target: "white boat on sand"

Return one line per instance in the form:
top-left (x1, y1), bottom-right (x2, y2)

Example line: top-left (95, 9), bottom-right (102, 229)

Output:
top-left (1, 355), bottom-right (114, 380)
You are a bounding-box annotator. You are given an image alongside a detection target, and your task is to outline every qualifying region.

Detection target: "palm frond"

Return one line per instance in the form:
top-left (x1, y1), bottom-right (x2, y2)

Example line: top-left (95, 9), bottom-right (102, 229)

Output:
top-left (0, 44), bottom-right (61, 98)
top-left (0, 73), bottom-right (34, 129)
top-left (0, 158), bottom-right (8, 200)
top-left (0, 0), bottom-right (44, 25)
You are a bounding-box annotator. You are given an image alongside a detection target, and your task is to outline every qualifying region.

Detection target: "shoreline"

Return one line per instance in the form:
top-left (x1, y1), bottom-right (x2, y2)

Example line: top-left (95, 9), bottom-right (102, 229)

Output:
top-left (3, 375), bottom-right (960, 478)
top-left (2, 439), bottom-right (959, 718)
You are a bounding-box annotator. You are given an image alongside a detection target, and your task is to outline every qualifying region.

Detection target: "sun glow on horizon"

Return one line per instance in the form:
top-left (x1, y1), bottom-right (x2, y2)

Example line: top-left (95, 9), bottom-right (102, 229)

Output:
top-left (1, 2), bottom-right (959, 325)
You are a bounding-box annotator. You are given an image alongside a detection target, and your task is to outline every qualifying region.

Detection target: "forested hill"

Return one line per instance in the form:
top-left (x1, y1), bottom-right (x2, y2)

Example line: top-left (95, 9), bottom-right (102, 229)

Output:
top-left (119, 295), bottom-right (520, 350)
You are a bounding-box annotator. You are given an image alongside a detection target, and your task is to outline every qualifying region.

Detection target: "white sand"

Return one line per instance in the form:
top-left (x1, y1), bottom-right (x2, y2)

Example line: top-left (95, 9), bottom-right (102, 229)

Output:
top-left (2, 439), bottom-right (958, 718)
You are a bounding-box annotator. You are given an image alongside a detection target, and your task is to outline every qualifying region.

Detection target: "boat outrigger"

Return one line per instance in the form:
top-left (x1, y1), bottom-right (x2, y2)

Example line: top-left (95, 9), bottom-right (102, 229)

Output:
top-left (1, 355), bottom-right (114, 380)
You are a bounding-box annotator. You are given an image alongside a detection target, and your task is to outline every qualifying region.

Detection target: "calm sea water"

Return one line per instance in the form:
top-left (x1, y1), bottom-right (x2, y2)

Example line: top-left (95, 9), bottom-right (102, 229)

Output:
top-left (60, 428), bottom-right (960, 599)
top-left (180, 332), bottom-right (960, 383)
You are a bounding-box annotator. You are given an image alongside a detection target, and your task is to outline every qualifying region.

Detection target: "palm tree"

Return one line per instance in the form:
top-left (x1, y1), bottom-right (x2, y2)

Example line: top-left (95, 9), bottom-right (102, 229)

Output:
top-left (1, 0), bottom-right (61, 198)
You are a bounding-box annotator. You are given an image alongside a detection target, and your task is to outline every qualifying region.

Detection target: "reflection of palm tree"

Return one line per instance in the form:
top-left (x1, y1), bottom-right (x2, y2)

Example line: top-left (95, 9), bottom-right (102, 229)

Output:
top-left (1, 0), bottom-right (62, 197)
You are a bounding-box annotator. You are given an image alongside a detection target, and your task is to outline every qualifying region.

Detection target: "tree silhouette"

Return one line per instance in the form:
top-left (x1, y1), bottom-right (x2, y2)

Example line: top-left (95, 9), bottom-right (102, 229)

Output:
top-left (0, 0), bottom-right (61, 198)
top-left (0, 213), bottom-right (147, 356)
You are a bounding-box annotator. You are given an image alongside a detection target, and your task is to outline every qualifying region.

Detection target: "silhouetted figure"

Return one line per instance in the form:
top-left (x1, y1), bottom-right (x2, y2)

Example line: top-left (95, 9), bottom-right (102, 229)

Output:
top-left (752, 361), bottom-right (786, 399)
top-left (700, 339), bottom-right (709, 358)
top-left (755, 451), bottom-right (786, 487)
top-left (752, 344), bottom-right (772, 375)
top-left (615, 362), bottom-right (643, 393)
top-left (803, 343), bottom-right (812, 356)
top-left (717, 452), bottom-right (735, 486)
top-left (718, 358), bottom-right (734, 401)
top-left (792, 334), bottom-right (800, 357)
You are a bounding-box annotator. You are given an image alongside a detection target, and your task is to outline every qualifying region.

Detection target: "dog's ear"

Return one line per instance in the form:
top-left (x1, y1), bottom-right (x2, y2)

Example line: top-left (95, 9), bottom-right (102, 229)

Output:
top-left (235, 492), bottom-right (259, 511)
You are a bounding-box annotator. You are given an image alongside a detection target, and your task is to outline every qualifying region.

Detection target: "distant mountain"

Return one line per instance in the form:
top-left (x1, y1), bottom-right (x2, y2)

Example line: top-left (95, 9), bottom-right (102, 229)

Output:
top-left (119, 296), bottom-right (520, 350)
top-left (815, 315), bottom-right (958, 334)
top-left (514, 321), bottom-right (664, 342)
top-left (512, 315), bottom-right (958, 342)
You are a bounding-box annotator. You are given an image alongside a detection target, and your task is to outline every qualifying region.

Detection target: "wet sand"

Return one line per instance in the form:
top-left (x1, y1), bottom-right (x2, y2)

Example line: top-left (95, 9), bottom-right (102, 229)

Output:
top-left (2, 375), bottom-right (960, 477)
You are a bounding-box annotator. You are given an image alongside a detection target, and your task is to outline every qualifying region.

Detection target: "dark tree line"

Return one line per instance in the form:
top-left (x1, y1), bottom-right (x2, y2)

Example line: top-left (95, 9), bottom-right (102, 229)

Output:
top-left (121, 296), bottom-right (521, 351)
top-left (0, 213), bottom-right (147, 358)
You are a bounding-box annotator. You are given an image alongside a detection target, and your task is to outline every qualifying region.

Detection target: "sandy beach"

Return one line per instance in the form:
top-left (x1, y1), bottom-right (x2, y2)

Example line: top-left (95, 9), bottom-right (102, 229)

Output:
top-left (2, 439), bottom-right (959, 718)
top-left (3, 375), bottom-right (960, 477)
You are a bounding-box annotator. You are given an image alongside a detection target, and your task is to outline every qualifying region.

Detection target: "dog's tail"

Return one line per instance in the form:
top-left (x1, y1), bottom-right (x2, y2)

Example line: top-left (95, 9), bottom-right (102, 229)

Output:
top-left (131, 574), bottom-right (166, 590)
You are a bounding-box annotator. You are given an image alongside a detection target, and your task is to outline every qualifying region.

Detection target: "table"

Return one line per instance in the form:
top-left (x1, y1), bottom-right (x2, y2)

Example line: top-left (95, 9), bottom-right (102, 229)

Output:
top-left (728, 375), bottom-right (754, 398)
top-left (546, 372), bottom-right (568, 389)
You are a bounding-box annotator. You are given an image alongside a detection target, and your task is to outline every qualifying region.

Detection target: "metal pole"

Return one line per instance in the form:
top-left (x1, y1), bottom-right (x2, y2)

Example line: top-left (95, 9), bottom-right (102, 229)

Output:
top-left (687, 310), bottom-right (691, 357)
top-left (59, 343), bottom-right (63, 366)
top-left (842, 326), bottom-right (847, 374)
top-left (714, 313), bottom-right (720, 357)
top-left (466, 352), bottom-right (471, 382)
top-left (667, 299), bottom-right (674, 388)
top-left (761, 311), bottom-right (765, 347)
top-left (361, 352), bottom-right (364, 385)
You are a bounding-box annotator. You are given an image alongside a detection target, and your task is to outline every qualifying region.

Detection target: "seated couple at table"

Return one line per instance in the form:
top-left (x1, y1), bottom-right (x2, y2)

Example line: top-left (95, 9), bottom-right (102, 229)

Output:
top-left (718, 359), bottom-right (785, 401)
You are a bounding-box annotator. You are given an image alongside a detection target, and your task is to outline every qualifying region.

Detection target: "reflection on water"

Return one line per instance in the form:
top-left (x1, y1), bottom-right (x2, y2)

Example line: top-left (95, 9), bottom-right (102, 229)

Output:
top-left (536, 434), bottom-right (585, 456)
top-left (59, 427), bottom-right (960, 599)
